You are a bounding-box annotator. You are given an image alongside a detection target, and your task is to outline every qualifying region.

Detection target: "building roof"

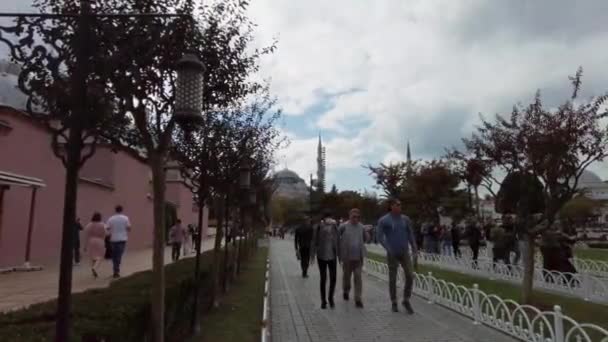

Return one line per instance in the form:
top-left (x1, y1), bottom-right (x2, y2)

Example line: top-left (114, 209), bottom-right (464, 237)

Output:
top-left (0, 170), bottom-right (46, 188)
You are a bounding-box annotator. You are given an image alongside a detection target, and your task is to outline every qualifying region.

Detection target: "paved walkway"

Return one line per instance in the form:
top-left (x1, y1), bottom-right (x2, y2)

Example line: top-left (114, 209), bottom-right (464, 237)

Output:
top-left (0, 238), bottom-right (216, 312)
top-left (269, 239), bottom-right (517, 342)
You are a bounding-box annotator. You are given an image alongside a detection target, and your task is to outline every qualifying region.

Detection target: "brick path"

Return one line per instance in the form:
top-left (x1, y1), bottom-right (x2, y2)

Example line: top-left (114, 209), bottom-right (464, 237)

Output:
top-left (269, 239), bottom-right (517, 342)
top-left (0, 238), bottom-right (216, 313)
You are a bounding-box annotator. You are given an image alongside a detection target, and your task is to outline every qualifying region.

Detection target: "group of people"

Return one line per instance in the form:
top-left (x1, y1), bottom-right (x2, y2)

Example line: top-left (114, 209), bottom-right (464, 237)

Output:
top-left (294, 198), bottom-right (418, 314)
top-left (168, 220), bottom-right (198, 262)
top-left (74, 206), bottom-right (198, 279)
top-left (74, 205), bottom-right (131, 279)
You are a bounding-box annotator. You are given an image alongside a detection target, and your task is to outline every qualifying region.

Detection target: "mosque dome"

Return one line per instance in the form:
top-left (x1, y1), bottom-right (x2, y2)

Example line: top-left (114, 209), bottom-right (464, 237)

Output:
top-left (273, 168), bottom-right (309, 199)
top-left (0, 61), bottom-right (27, 110)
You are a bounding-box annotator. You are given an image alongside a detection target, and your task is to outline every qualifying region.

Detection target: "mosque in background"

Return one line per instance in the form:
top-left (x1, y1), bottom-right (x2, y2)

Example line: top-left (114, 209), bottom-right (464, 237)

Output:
top-left (273, 134), bottom-right (326, 200)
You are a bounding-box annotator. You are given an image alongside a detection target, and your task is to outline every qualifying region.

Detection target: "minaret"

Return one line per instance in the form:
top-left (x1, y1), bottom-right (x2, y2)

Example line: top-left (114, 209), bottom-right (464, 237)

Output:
top-left (406, 140), bottom-right (413, 175)
top-left (316, 133), bottom-right (326, 193)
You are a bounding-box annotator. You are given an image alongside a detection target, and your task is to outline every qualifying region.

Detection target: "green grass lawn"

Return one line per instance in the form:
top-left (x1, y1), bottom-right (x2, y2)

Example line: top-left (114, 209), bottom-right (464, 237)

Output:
top-left (575, 248), bottom-right (608, 262)
top-left (367, 252), bottom-right (608, 332)
top-left (193, 247), bottom-right (269, 342)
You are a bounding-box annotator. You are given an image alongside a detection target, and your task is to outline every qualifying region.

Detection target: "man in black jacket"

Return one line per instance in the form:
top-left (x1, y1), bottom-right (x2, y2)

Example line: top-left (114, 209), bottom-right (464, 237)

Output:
top-left (295, 216), bottom-right (314, 278)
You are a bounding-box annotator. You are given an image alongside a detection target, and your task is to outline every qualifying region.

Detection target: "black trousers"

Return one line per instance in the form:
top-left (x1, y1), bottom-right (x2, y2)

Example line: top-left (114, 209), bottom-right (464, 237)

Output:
top-left (452, 242), bottom-right (461, 258)
top-left (299, 247), bottom-right (310, 275)
top-left (172, 243), bottom-right (182, 261)
top-left (318, 259), bottom-right (337, 303)
top-left (471, 244), bottom-right (480, 268)
top-left (74, 239), bottom-right (81, 264)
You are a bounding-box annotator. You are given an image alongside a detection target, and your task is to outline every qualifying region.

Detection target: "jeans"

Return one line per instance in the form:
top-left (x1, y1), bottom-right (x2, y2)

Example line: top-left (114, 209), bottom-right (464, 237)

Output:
top-left (299, 247), bottom-right (311, 276)
top-left (172, 242), bottom-right (182, 261)
top-left (342, 260), bottom-right (363, 301)
top-left (387, 253), bottom-right (414, 304)
top-left (110, 241), bottom-right (126, 276)
top-left (442, 241), bottom-right (452, 256)
top-left (318, 259), bottom-right (337, 304)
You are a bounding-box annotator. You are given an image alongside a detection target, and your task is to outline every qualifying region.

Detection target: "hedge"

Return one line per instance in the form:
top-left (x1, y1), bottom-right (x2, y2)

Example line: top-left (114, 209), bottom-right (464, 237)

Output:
top-left (0, 249), bottom-right (225, 342)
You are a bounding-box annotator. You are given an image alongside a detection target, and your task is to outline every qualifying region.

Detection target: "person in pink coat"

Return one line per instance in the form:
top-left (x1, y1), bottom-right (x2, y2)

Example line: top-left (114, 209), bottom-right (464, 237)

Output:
top-left (84, 212), bottom-right (107, 278)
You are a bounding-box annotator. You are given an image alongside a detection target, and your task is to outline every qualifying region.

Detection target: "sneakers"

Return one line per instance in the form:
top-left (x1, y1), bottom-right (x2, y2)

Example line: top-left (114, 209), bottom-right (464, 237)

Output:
top-left (321, 302), bottom-right (327, 309)
top-left (355, 301), bottom-right (364, 308)
top-left (329, 298), bottom-right (335, 309)
top-left (343, 292), bottom-right (349, 301)
top-left (391, 303), bottom-right (399, 312)
top-left (402, 300), bottom-right (414, 314)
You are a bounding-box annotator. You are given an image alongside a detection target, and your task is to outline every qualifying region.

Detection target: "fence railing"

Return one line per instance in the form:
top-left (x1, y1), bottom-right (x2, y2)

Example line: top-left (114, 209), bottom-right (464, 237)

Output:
top-left (363, 259), bottom-right (608, 342)
top-left (261, 258), bottom-right (270, 342)
top-left (414, 252), bottom-right (608, 304)
top-left (459, 246), bottom-right (608, 278)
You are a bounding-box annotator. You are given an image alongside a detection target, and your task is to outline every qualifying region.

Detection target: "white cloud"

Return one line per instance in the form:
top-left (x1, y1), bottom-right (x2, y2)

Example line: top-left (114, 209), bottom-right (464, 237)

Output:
top-left (251, 0), bottom-right (608, 189)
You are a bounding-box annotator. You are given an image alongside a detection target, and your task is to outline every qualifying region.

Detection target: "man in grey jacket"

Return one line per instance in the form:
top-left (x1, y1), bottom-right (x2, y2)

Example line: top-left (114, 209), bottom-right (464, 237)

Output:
top-left (312, 211), bottom-right (339, 309)
top-left (376, 198), bottom-right (418, 314)
top-left (339, 208), bottom-right (367, 308)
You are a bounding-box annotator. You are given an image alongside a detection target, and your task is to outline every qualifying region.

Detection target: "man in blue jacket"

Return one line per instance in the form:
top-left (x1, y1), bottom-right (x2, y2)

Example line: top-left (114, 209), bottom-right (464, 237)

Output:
top-left (376, 198), bottom-right (418, 314)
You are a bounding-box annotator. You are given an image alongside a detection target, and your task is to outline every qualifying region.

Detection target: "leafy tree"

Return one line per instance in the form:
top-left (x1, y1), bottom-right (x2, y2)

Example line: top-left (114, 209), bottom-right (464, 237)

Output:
top-left (560, 196), bottom-right (600, 228)
top-left (463, 68), bottom-right (608, 304)
top-left (365, 162), bottom-right (411, 198)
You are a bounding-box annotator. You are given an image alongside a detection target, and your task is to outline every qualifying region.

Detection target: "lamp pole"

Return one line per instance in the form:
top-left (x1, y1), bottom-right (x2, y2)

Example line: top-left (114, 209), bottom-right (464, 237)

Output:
top-left (0, 2), bottom-right (197, 341)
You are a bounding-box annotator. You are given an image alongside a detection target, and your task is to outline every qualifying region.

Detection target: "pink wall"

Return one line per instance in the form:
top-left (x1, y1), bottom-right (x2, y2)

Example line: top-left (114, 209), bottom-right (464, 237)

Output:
top-left (0, 109), bottom-right (207, 268)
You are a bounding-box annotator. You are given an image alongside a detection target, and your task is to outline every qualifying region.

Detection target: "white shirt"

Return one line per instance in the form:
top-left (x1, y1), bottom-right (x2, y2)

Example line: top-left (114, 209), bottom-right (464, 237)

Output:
top-left (107, 214), bottom-right (131, 242)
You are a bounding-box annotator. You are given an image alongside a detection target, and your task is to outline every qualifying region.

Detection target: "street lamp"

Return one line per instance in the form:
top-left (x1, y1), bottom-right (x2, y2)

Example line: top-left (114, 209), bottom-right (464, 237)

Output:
top-left (175, 53), bottom-right (205, 125)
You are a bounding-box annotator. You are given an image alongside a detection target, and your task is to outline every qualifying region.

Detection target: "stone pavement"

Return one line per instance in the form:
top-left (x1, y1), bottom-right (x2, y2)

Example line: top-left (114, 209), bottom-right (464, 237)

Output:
top-left (270, 239), bottom-right (517, 342)
top-left (0, 238), bottom-right (216, 312)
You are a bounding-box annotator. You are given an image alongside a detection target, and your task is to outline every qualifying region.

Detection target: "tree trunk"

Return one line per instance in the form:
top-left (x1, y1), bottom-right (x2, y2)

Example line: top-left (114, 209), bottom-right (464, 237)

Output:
top-left (55, 132), bottom-right (82, 342)
top-left (521, 227), bottom-right (536, 304)
top-left (474, 185), bottom-right (480, 219)
top-left (211, 198), bottom-right (224, 307)
top-left (222, 194), bottom-right (230, 293)
top-left (190, 189), bottom-right (206, 335)
top-left (150, 154), bottom-right (167, 342)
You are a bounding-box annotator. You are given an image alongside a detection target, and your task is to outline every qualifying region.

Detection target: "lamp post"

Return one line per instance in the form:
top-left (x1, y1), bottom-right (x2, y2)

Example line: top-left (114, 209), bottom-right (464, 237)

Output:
top-left (248, 187), bottom-right (257, 255)
top-left (0, 2), bottom-right (197, 341)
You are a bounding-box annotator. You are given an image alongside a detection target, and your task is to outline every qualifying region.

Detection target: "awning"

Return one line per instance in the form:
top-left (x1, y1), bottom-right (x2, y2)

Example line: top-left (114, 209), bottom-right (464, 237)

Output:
top-left (0, 171), bottom-right (46, 188)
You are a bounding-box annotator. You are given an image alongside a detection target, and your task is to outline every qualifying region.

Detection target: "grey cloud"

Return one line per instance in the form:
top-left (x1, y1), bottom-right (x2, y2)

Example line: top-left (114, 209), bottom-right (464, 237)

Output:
top-left (456, 0), bottom-right (608, 44)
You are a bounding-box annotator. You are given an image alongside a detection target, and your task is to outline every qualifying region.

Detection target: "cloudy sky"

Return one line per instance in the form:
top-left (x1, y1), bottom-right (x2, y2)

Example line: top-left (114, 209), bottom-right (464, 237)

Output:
top-left (2, 1), bottom-right (608, 193)
top-left (246, 0), bottom-right (608, 192)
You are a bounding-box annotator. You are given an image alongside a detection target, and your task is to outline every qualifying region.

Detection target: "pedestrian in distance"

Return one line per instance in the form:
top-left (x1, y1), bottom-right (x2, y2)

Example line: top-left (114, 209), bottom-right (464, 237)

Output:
top-left (73, 217), bottom-right (83, 266)
top-left (294, 215), bottom-right (314, 278)
top-left (169, 219), bottom-right (186, 262)
top-left (106, 205), bottom-right (131, 278)
top-left (312, 211), bottom-right (339, 309)
top-left (339, 208), bottom-right (367, 308)
top-left (451, 223), bottom-right (462, 258)
top-left (465, 218), bottom-right (482, 269)
top-left (376, 198), bottom-right (418, 314)
top-left (83, 212), bottom-right (107, 278)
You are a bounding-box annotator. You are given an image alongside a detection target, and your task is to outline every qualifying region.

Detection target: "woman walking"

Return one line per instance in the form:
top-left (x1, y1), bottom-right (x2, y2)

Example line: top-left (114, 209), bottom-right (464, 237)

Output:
top-left (84, 212), bottom-right (107, 278)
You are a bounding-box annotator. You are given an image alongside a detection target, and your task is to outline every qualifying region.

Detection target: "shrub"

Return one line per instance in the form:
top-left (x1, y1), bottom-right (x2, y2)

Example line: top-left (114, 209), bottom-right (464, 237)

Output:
top-left (0, 250), bottom-right (217, 341)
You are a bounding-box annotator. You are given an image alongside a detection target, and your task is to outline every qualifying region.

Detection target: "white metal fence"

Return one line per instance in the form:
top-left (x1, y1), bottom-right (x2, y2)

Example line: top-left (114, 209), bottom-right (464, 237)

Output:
top-left (261, 258), bottom-right (270, 342)
top-left (414, 252), bottom-right (608, 304)
top-left (363, 259), bottom-right (608, 342)
top-left (459, 247), bottom-right (608, 278)
top-left (366, 243), bottom-right (608, 303)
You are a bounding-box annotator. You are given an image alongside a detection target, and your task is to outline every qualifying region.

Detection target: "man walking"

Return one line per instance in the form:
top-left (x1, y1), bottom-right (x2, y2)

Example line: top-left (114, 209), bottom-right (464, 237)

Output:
top-left (169, 219), bottom-right (186, 262)
top-left (107, 205), bottom-right (131, 278)
top-left (339, 208), bottom-right (367, 308)
top-left (312, 211), bottom-right (339, 309)
top-left (376, 198), bottom-right (417, 314)
top-left (294, 215), bottom-right (314, 278)
top-left (451, 223), bottom-right (461, 258)
top-left (73, 218), bottom-right (83, 266)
